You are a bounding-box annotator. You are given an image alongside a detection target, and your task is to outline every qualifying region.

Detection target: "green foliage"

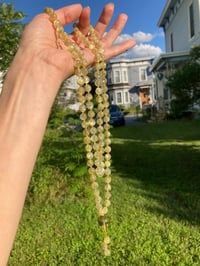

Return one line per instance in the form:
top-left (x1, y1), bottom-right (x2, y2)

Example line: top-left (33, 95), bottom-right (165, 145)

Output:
top-left (170, 98), bottom-right (191, 118)
top-left (167, 46), bottom-right (200, 116)
top-left (9, 121), bottom-right (200, 265)
top-left (48, 100), bottom-right (67, 129)
top-left (0, 2), bottom-right (26, 72)
top-left (27, 123), bottom-right (87, 204)
top-left (124, 105), bottom-right (141, 115)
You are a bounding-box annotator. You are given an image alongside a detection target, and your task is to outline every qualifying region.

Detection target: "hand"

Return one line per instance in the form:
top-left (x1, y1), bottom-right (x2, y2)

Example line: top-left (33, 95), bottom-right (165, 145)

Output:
top-left (19, 3), bottom-right (136, 82)
top-left (0, 5), bottom-right (135, 264)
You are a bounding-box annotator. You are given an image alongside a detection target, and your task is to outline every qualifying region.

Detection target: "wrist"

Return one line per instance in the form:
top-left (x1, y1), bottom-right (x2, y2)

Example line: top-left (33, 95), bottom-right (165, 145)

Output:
top-left (6, 46), bottom-right (63, 99)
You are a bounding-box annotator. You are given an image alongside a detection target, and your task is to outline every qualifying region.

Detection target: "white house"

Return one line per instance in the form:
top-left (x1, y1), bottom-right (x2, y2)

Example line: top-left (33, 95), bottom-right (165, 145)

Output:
top-left (57, 75), bottom-right (80, 111)
top-left (106, 57), bottom-right (154, 109)
top-left (152, 0), bottom-right (200, 111)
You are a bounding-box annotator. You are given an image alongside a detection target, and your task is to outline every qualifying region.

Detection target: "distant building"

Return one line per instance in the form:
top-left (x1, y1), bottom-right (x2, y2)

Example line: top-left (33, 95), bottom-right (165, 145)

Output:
top-left (106, 57), bottom-right (155, 109)
top-left (57, 75), bottom-right (80, 111)
top-left (152, 0), bottom-right (200, 111)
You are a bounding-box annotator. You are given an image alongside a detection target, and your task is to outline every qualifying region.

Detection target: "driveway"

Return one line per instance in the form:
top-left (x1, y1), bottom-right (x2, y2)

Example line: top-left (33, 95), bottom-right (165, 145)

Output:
top-left (124, 114), bottom-right (144, 126)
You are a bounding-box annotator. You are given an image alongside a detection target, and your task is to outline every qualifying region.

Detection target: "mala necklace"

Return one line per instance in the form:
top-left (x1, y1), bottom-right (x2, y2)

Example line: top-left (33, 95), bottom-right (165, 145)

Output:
top-left (44, 8), bottom-right (112, 256)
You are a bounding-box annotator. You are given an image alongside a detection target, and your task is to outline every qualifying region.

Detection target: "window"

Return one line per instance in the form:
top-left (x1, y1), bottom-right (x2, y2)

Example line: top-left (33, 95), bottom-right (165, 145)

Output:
top-left (114, 70), bottom-right (121, 83)
top-left (170, 33), bottom-right (174, 52)
top-left (116, 92), bottom-right (122, 104)
top-left (125, 91), bottom-right (129, 102)
top-left (140, 68), bottom-right (147, 81)
top-left (109, 91), bottom-right (113, 103)
top-left (164, 88), bottom-right (169, 100)
top-left (189, 3), bottom-right (195, 38)
top-left (107, 71), bottom-right (112, 84)
top-left (123, 70), bottom-right (128, 82)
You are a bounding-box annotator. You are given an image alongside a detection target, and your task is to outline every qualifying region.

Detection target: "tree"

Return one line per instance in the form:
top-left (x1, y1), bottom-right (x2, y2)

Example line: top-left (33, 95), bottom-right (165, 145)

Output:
top-left (0, 2), bottom-right (26, 72)
top-left (167, 46), bottom-right (200, 117)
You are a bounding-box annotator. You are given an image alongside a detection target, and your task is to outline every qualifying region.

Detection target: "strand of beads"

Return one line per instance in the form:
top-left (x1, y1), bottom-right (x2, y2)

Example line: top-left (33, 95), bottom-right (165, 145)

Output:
top-left (44, 8), bottom-right (112, 256)
top-left (73, 24), bottom-right (112, 255)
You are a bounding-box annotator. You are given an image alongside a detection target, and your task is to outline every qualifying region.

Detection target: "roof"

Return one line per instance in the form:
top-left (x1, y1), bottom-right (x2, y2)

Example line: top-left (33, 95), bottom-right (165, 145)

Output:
top-left (158, 0), bottom-right (178, 27)
top-left (151, 51), bottom-right (190, 72)
top-left (135, 79), bottom-right (153, 88)
top-left (107, 56), bottom-right (154, 65)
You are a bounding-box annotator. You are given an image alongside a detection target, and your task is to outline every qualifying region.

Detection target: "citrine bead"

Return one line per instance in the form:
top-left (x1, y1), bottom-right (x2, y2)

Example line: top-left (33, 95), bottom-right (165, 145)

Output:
top-left (104, 200), bottom-right (111, 207)
top-left (105, 184), bottom-right (111, 191)
top-left (104, 248), bottom-right (111, 256)
top-left (105, 177), bottom-right (111, 183)
top-left (104, 146), bottom-right (111, 153)
top-left (87, 152), bottom-right (93, 160)
top-left (104, 236), bottom-right (111, 244)
top-left (95, 167), bottom-right (105, 177)
top-left (105, 168), bottom-right (111, 175)
top-left (104, 161), bottom-right (111, 168)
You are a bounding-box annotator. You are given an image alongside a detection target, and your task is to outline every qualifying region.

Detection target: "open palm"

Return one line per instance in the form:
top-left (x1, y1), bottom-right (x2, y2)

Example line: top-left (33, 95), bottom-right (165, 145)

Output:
top-left (19, 3), bottom-right (136, 81)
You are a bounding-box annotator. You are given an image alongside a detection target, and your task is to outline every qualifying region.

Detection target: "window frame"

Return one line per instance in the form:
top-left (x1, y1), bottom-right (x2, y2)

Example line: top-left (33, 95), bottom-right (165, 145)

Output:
top-left (139, 67), bottom-right (147, 81)
top-left (116, 91), bottom-right (122, 104)
top-left (114, 70), bottom-right (121, 83)
top-left (189, 2), bottom-right (195, 38)
top-left (170, 32), bottom-right (174, 52)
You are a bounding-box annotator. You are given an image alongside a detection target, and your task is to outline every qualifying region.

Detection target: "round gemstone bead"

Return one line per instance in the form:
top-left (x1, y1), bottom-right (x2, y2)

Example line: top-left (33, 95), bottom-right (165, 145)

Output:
top-left (104, 248), bottom-right (111, 256)
top-left (95, 167), bottom-right (105, 177)
top-left (104, 161), bottom-right (111, 167)
top-left (87, 152), bottom-right (93, 160)
top-left (105, 184), bottom-right (111, 191)
top-left (104, 146), bottom-right (111, 153)
top-left (105, 168), bottom-right (111, 175)
top-left (104, 236), bottom-right (111, 244)
top-left (104, 200), bottom-right (111, 207)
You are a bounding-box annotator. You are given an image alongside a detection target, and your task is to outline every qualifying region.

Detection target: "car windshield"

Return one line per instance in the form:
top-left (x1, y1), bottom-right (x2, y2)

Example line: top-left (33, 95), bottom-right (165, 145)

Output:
top-left (109, 105), bottom-right (119, 112)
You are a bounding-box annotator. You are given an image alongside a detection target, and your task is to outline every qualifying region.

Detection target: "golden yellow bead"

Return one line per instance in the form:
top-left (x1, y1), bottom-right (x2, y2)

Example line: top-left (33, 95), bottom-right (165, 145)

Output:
top-left (104, 236), bottom-right (111, 244)
top-left (105, 184), bottom-right (111, 191)
top-left (104, 248), bottom-right (111, 256)
top-left (104, 200), bottom-right (111, 207)
top-left (104, 161), bottom-right (111, 168)
top-left (105, 168), bottom-right (111, 175)
top-left (105, 177), bottom-right (111, 183)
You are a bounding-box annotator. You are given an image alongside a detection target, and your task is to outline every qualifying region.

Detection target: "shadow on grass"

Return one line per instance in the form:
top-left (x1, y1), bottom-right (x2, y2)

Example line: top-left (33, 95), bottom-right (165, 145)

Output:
top-left (111, 121), bottom-right (200, 226)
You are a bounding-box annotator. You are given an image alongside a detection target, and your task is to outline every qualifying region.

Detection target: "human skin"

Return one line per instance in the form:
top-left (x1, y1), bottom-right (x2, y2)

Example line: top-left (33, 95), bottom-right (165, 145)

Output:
top-left (0, 3), bottom-right (135, 265)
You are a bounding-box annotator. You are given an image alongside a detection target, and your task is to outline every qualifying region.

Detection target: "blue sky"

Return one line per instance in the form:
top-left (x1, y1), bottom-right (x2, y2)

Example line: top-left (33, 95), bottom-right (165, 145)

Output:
top-left (4, 0), bottom-right (167, 58)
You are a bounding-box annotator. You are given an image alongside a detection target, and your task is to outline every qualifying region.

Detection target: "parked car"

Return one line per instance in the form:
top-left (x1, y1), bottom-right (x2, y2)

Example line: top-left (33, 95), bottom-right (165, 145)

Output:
top-left (109, 104), bottom-right (125, 126)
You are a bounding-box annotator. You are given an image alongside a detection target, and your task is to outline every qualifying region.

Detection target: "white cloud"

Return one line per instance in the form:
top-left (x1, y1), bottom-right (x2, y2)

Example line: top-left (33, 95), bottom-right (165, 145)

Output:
top-left (132, 44), bottom-right (162, 57)
top-left (114, 34), bottom-right (134, 44)
top-left (132, 31), bottom-right (154, 43)
top-left (114, 31), bottom-right (164, 59)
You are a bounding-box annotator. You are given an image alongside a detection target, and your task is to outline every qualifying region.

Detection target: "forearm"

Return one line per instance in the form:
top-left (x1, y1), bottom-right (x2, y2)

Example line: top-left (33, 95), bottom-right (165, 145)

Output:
top-left (0, 49), bottom-right (62, 265)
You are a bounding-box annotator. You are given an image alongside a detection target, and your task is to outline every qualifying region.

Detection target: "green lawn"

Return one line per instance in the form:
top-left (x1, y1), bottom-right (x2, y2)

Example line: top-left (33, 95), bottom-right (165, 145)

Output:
top-left (9, 120), bottom-right (200, 265)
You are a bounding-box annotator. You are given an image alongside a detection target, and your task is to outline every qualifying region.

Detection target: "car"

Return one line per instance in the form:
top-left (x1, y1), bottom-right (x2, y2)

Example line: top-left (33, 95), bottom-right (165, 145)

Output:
top-left (109, 104), bottom-right (125, 126)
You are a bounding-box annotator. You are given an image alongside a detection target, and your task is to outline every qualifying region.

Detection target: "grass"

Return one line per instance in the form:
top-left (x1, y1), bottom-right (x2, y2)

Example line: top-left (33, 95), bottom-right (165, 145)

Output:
top-left (8, 120), bottom-right (200, 265)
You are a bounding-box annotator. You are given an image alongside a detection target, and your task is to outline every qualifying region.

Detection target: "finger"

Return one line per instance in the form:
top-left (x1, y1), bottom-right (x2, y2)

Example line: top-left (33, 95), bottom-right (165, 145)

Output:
top-left (55, 4), bottom-right (83, 26)
top-left (104, 39), bottom-right (136, 60)
top-left (102, 13), bottom-right (128, 47)
top-left (77, 6), bottom-right (90, 35)
top-left (94, 3), bottom-right (114, 39)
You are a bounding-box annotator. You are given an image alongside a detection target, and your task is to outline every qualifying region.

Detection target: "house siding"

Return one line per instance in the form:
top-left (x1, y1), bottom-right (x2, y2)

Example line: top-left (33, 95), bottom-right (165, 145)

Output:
top-left (152, 0), bottom-right (200, 112)
top-left (160, 0), bottom-right (200, 53)
top-left (107, 57), bottom-right (154, 109)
